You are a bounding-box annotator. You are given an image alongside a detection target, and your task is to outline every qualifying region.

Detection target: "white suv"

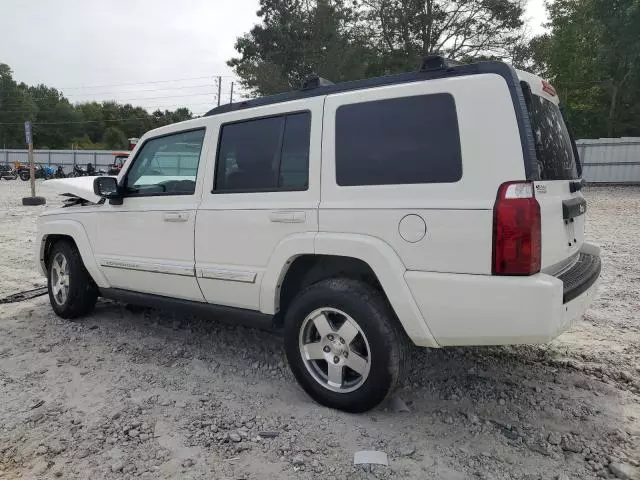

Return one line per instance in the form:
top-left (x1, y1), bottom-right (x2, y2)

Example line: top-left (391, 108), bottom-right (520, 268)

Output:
top-left (36, 57), bottom-right (601, 412)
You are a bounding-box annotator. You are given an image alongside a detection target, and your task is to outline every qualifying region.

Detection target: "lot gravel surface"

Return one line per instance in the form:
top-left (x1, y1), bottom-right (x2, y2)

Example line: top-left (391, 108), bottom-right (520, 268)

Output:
top-left (0, 180), bottom-right (638, 479)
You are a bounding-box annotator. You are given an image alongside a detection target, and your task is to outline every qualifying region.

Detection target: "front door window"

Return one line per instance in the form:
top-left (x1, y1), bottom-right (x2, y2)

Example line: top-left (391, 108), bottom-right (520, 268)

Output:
top-left (125, 129), bottom-right (205, 196)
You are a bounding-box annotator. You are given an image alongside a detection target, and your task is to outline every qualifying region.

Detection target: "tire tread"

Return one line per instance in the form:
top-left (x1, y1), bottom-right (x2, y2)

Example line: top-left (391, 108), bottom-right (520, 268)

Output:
top-left (284, 277), bottom-right (410, 412)
top-left (48, 240), bottom-right (98, 319)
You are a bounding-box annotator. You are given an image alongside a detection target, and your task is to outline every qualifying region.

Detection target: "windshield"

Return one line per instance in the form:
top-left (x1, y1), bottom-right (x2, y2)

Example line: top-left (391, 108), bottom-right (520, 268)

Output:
top-left (527, 93), bottom-right (579, 180)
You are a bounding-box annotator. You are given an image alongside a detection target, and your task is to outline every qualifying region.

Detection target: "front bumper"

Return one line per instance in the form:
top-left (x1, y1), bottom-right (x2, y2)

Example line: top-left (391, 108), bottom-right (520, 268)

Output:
top-left (404, 242), bottom-right (601, 346)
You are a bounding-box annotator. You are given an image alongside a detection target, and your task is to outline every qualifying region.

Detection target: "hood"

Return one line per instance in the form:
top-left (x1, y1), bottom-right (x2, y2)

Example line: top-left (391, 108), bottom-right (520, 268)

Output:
top-left (43, 176), bottom-right (104, 204)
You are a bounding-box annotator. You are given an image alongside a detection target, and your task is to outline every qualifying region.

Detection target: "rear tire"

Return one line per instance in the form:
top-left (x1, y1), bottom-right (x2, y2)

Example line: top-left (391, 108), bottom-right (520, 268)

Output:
top-left (47, 240), bottom-right (98, 319)
top-left (284, 278), bottom-right (409, 413)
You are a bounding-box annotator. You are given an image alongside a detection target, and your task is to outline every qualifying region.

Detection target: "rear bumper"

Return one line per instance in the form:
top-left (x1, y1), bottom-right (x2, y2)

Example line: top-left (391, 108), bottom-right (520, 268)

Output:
top-left (405, 242), bottom-right (601, 346)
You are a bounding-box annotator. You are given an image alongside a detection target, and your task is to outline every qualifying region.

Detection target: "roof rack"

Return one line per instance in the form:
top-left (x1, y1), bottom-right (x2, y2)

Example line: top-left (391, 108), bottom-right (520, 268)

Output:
top-left (302, 75), bottom-right (334, 90)
top-left (204, 58), bottom-right (507, 118)
top-left (419, 54), bottom-right (464, 71)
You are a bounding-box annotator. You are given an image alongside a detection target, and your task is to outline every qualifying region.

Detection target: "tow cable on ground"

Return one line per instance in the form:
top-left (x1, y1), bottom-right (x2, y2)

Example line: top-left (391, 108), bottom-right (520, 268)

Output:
top-left (0, 287), bottom-right (48, 304)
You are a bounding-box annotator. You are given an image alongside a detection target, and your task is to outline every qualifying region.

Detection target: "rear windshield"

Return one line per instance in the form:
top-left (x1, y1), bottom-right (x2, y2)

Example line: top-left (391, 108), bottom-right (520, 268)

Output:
top-left (527, 93), bottom-right (578, 180)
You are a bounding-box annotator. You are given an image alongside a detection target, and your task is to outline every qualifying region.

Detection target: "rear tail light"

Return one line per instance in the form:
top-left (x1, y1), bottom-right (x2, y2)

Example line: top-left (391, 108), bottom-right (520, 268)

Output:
top-left (492, 181), bottom-right (541, 275)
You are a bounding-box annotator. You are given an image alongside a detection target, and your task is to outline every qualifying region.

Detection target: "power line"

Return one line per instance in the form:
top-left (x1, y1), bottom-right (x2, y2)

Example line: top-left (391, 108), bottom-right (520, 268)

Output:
top-left (55, 75), bottom-right (238, 90)
top-left (0, 117), bottom-right (179, 126)
top-left (0, 91), bottom-right (217, 109)
top-left (0, 89), bottom-right (243, 114)
top-left (62, 84), bottom-right (216, 97)
top-left (0, 100), bottom-right (225, 114)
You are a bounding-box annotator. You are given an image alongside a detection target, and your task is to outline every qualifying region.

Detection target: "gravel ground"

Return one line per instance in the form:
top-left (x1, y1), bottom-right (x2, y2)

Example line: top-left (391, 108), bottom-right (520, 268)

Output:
top-left (0, 180), bottom-right (638, 480)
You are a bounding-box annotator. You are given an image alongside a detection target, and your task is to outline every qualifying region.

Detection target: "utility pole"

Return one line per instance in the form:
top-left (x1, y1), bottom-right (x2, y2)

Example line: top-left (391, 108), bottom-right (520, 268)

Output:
top-left (229, 82), bottom-right (234, 104)
top-left (22, 120), bottom-right (45, 206)
top-left (216, 76), bottom-right (222, 107)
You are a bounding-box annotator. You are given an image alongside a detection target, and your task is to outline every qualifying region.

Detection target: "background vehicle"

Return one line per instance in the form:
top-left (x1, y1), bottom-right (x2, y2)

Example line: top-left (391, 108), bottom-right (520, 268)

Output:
top-left (36, 58), bottom-right (600, 413)
top-left (0, 164), bottom-right (18, 180)
top-left (108, 152), bottom-right (129, 175)
top-left (68, 163), bottom-right (104, 177)
top-left (18, 164), bottom-right (50, 181)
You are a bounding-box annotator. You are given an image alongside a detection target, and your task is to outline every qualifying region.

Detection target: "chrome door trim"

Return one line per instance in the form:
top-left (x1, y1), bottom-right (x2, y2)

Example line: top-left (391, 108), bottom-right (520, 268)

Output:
top-left (99, 259), bottom-right (195, 277)
top-left (197, 267), bottom-right (257, 284)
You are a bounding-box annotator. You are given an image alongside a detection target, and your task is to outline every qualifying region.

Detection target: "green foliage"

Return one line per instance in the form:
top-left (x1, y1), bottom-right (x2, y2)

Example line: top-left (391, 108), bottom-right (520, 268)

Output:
top-left (229, 0), bottom-right (640, 139)
top-left (228, 0), bottom-right (374, 96)
top-left (0, 64), bottom-right (195, 149)
top-left (102, 127), bottom-right (128, 149)
top-left (228, 0), bottom-right (526, 96)
top-left (522, 0), bottom-right (640, 138)
top-left (363, 0), bottom-right (525, 74)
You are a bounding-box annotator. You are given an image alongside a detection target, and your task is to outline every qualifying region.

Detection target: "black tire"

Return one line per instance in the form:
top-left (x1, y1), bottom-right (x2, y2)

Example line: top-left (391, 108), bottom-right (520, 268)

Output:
top-left (284, 278), bottom-right (409, 413)
top-left (19, 171), bottom-right (30, 181)
top-left (22, 196), bottom-right (46, 206)
top-left (47, 240), bottom-right (98, 319)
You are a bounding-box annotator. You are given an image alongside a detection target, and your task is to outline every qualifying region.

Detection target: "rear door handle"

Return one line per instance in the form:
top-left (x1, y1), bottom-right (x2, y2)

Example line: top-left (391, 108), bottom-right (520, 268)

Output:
top-left (269, 211), bottom-right (306, 223)
top-left (163, 212), bottom-right (189, 222)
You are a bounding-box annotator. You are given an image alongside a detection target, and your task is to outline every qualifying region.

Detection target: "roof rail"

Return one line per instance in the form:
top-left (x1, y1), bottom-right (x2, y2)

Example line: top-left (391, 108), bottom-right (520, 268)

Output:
top-left (203, 59), bottom-right (510, 118)
top-left (301, 75), bottom-right (334, 90)
top-left (419, 54), bottom-right (464, 72)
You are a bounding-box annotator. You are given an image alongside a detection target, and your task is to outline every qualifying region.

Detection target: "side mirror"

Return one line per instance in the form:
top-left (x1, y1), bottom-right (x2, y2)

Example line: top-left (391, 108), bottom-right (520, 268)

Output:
top-left (93, 176), bottom-right (122, 205)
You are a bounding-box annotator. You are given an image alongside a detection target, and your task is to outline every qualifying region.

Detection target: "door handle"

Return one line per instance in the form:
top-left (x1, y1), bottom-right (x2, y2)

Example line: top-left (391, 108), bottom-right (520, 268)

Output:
top-left (163, 212), bottom-right (189, 222)
top-left (269, 211), bottom-right (306, 223)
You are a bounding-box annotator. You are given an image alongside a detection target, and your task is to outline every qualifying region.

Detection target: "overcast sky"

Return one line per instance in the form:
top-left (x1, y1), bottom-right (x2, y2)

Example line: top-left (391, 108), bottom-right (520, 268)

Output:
top-left (1, 0), bottom-right (548, 116)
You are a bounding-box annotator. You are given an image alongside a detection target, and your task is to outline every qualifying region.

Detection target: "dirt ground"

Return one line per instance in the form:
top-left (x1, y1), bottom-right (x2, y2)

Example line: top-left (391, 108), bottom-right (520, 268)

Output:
top-left (0, 180), bottom-right (638, 480)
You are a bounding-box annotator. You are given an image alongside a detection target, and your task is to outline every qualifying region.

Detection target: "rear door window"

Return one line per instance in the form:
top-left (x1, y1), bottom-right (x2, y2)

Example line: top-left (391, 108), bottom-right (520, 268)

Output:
top-left (335, 93), bottom-right (462, 186)
top-left (527, 94), bottom-right (579, 180)
top-left (214, 112), bottom-right (310, 192)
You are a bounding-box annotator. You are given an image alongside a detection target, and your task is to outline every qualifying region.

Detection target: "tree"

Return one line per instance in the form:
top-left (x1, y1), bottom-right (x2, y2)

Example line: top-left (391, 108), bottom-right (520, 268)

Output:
top-left (102, 127), bottom-right (128, 149)
top-left (361, 0), bottom-right (525, 73)
top-left (0, 64), bottom-right (37, 148)
top-left (228, 0), bottom-right (374, 96)
top-left (0, 62), bottom-right (197, 149)
top-left (228, 0), bottom-right (527, 95)
top-left (27, 84), bottom-right (83, 148)
top-left (533, 0), bottom-right (640, 138)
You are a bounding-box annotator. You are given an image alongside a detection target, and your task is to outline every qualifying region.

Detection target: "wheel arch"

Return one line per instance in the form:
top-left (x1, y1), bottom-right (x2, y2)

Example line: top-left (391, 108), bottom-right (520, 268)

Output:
top-left (37, 219), bottom-right (109, 288)
top-left (261, 232), bottom-right (439, 347)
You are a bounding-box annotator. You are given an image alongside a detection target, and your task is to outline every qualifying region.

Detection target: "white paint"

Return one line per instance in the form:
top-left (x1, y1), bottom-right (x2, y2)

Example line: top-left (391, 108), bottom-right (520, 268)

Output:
top-left (194, 96), bottom-right (324, 311)
top-left (405, 243), bottom-right (600, 346)
top-left (314, 233), bottom-right (439, 347)
top-left (320, 74), bottom-right (521, 276)
top-left (398, 214), bottom-right (427, 243)
top-left (36, 216), bottom-right (110, 288)
top-left (43, 176), bottom-right (103, 204)
top-left (35, 65), bottom-right (599, 350)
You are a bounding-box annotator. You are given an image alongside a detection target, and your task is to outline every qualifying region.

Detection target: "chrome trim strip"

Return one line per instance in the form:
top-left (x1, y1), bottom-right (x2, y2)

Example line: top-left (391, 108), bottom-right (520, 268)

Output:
top-left (197, 267), bottom-right (257, 284)
top-left (100, 260), bottom-right (195, 277)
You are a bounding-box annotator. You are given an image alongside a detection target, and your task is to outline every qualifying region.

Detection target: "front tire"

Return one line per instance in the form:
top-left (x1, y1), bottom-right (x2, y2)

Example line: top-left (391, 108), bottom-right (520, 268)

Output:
top-left (284, 278), bottom-right (409, 413)
top-left (47, 240), bottom-right (98, 319)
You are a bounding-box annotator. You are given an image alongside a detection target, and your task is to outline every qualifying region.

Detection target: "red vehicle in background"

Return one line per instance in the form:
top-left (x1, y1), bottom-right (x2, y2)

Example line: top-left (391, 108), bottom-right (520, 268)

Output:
top-left (107, 138), bottom-right (138, 175)
top-left (107, 152), bottom-right (129, 176)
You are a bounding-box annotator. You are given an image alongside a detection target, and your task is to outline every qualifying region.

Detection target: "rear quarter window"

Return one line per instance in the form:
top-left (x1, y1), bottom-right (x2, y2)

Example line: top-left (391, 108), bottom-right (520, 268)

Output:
top-left (335, 93), bottom-right (462, 186)
top-left (528, 94), bottom-right (578, 180)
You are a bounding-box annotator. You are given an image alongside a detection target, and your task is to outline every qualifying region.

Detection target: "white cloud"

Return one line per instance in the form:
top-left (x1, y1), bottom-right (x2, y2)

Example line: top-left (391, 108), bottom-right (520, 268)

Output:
top-left (525, 0), bottom-right (549, 35)
top-left (1, 0), bottom-right (260, 114)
